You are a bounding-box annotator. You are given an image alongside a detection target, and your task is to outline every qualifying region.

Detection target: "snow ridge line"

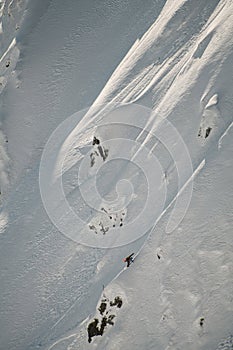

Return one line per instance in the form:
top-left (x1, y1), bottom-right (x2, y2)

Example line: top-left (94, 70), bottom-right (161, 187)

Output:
top-left (0, 37), bottom-right (16, 63)
top-left (218, 121), bottom-right (233, 149)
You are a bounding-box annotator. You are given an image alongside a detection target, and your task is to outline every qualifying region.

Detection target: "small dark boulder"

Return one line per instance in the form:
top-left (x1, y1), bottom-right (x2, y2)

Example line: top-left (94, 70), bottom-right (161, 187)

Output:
top-left (110, 296), bottom-right (123, 308)
top-left (205, 127), bottom-right (212, 138)
top-left (107, 314), bottom-right (116, 325)
top-left (200, 317), bottom-right (204, 327)
top-left (93, 136), bottom-right (100, 145)
top-left (87, 318), bottom-right (99, 343)
top-left (98, 302), bottom-right (107, 315)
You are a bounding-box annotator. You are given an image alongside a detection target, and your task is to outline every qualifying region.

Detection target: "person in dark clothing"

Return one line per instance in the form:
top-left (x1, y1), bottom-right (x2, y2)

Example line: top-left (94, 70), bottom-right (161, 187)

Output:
top-left (123, 253), bottom-right (134, 267)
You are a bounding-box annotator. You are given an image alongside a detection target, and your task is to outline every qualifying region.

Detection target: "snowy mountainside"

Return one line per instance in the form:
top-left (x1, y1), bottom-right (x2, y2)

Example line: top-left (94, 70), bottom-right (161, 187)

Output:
top-left (0, 0), bottom-right (29, 192)
top-left (0, 1), bottom-right (233, 350)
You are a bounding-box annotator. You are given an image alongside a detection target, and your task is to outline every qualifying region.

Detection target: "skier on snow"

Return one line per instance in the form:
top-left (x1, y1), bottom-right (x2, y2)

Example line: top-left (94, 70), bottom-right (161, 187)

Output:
top-left (123, 253), bottom-right (134, 267)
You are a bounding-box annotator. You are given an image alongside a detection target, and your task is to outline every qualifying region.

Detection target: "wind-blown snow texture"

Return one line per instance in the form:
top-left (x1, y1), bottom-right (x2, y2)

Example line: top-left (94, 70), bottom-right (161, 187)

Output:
top-left (0, 0), bottom-right (232, 349)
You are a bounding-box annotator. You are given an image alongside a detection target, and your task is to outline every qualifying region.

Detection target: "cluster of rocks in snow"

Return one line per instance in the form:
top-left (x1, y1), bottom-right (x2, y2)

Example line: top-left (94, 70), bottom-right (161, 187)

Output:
top-left (87, 295), bottom-right (123, 343)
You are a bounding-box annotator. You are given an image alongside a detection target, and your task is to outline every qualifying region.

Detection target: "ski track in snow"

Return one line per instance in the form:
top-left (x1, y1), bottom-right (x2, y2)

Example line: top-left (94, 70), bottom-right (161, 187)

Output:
top-left (218, 121), bottom-right (233, 149)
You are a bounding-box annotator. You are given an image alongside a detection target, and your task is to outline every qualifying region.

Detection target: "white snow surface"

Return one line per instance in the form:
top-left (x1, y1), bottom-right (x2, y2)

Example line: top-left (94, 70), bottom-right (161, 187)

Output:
top-left (0, 0), bottom-right (233, 349)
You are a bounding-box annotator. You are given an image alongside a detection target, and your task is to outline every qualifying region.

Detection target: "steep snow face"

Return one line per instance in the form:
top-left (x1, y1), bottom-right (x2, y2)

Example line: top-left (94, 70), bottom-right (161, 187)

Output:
top-left (88, 121), bottom-right (233, 350)
top-left (0, 0), bottom-right (29, 194)
top-left (52, 1), bottom-right (233, 348)
top-left (0, 1), bottom-right (168, 349)
top-left (1, 0), bottom-right (166, 187)
top-left (0, 0), bottom-right (233, 350)
top-left (0, 0), bottom-right (50, 193)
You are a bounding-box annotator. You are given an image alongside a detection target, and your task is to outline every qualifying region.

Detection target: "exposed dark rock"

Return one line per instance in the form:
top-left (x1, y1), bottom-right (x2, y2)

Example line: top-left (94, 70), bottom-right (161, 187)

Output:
top-left (97, 145), bottom-right (108, 161)
top-left (87, 295), bottom-right (123, 343)
top-left (107, 314), bottom-right (116, 325)
top-left (87, 318), bottom-right (100, 343)
top-left (200, 317), bottom-right (204, 327)
top-left (99, 316), bottom-right (107, 335)
top-left (93, 136), bottom-right (100, 145)
top-left (90, 152), bottom-right (95, 167)
top-left (110, 296), bottom-right (123, 308)
top-left (205, 127), bottom-right (212, 138)
top-left (98, 302), bottom-right (107, 315)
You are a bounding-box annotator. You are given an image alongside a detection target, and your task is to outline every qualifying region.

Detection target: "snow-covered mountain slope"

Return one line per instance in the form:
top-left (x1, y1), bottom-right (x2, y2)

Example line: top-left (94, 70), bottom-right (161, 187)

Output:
top-left (0, 1), bottom-right (232, 350)
top-left (87, 121), bottom-right (233, 350)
